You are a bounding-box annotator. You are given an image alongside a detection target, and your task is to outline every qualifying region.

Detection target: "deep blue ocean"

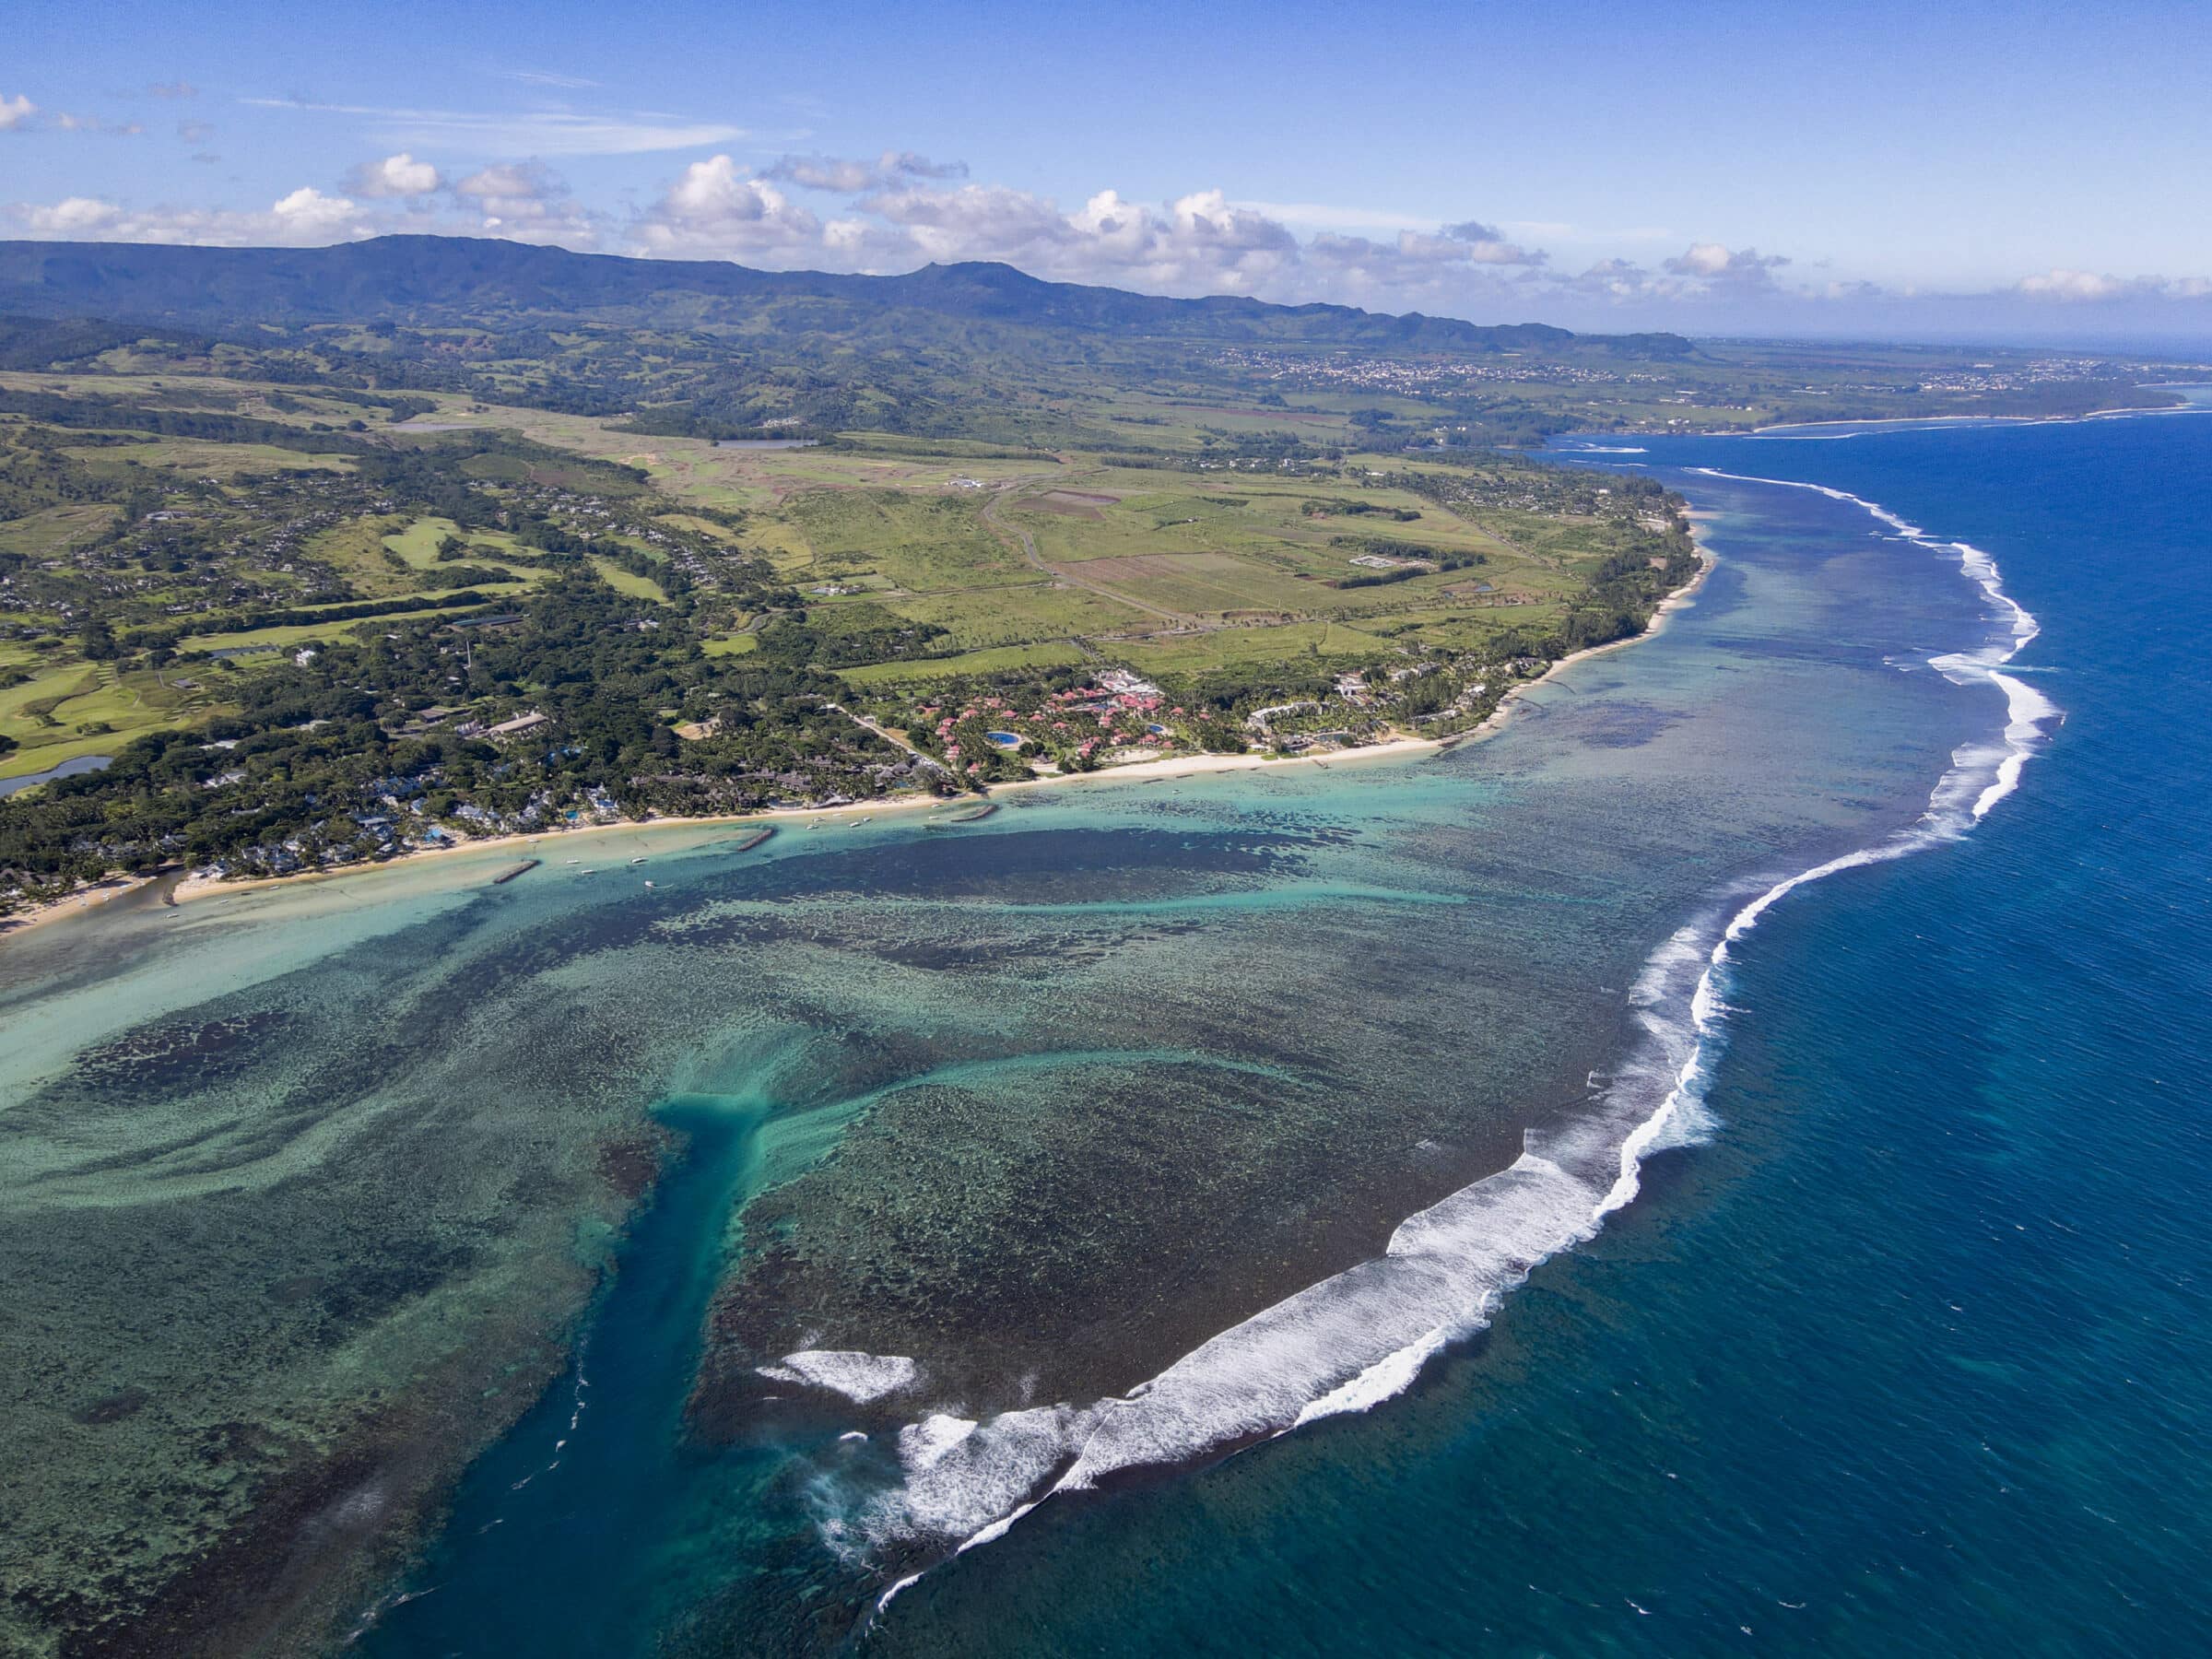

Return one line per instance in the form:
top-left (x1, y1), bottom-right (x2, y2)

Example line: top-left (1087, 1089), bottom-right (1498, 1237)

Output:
top-left (841, 408), bottom-right (2212, 1655)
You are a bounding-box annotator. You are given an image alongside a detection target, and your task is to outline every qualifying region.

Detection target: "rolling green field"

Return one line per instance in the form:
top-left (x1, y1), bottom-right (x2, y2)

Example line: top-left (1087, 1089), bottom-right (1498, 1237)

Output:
top-left (835, 640), bottom-right (1092, 684)
top-left (0, 354), bottom-right (1662, 793)
top-left (786, 488), bottom-right (1041, 591)
top-left (65, 438), bottom-right (359, 478)
top-left (588, 556), bottom-right (673, 604)
top-left (276, 516), bottom-right (547, 601)
top-left (0, 502), bottom-right (124, 559)
top-left (175, 606), bottom-right (485, 656)
top-left (1115, 619), bottom-right (1391, 673)
top-left (0, 654), bottom-right (221, 779)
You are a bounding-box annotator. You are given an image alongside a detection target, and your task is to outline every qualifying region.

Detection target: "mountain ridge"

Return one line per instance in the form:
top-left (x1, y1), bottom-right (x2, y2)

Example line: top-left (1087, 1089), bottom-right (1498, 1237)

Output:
top-left (0, 234), bottom-right (1694, 357)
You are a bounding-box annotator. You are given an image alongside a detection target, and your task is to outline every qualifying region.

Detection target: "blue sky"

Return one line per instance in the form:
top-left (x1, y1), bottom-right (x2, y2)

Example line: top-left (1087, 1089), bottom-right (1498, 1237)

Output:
top-left (7, 0), bottom-right (2211, 341)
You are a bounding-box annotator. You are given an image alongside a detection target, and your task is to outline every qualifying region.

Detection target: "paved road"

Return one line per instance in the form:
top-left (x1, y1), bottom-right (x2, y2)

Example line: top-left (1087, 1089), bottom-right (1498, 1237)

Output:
top-left (823, 702), bottom-right (948, 773)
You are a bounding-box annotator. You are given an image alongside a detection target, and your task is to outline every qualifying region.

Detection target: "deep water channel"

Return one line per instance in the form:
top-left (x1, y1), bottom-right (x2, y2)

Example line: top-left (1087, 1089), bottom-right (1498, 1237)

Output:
top-left (361, 1096), bottom-right (773, 1655)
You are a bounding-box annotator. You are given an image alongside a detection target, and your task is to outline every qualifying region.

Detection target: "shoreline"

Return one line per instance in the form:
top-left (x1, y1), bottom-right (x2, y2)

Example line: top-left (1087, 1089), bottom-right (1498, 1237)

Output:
top-left (1744, 398), bottom-right (2200, 436)
top-left (0, 870), bottom-right (169, 941)
top-left (1459, 536), bottom-right (1714, 743)
top-left (17, 547), bottom-right (1716, 935)
top-left (159, 735), bottom-right (1445, 912)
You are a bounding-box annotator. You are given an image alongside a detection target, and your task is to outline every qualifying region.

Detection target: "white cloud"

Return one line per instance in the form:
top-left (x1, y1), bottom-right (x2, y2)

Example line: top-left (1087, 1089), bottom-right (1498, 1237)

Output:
top-left (1288, 229), bottom-right (1547, 312)
top-left (271, 186), bottom-right (360, 234)
top-left (1668, 241), bottom-right (1733, 276)
top-left (347, 152), bottom-right (442, 197)
top-left (1440, 220), bottom-right (1546, 265)
top-left (147, 81), bottom-right (198, 100)
top-left (1657, 242), bottom-right (1790, 293)
top-left (822, 216), bottom-right (875, 256)
top-left (8, 163), bottom-right (604, 252)
top-left (636, 156), bottom-right (823, 257)
top-left (637, 169), bottom-right (1537, 302)
top-left (244, 98), bottom-right (745, 157)
top-left (865, 181), bottom-right (1070, 260)
top-left (452, 161), bottom-right (598, 244)
top-left (1061, 187), bottom-right (1300, 293)
top-left (52, 112), bottom-right (147, 136)
top-left (844, 182), bottom-right (1304, 294)
top-left (774, 155), bottom-right (877, 194)
top-left (0, 94), bottom-right (149, 137)
top-left (767, 150), bottom-right (967, 193)
top-left (2014, 268), bottom-right (2212, 303)
top-left (14, 188), bottom-right (377, 246)
top-left (1505, 220), bottom-right (1676, 246)
top-left (453, 163), bottom-right (545, 200)
top-left (2017, 268), bottom-right (2127, 301)
top-left (1230, 199), bottom-right (1443, 233)
top-left (23, 196), bottom-right (123, 235)
top-left (1559, 258), bottom-right (1653, 301)
top-left (497, 70), bottom-right (602, 89)
top-left (786, 181), bottom-right (1550, 302)
top-left (1547, 243), bottom-right (1794, 309)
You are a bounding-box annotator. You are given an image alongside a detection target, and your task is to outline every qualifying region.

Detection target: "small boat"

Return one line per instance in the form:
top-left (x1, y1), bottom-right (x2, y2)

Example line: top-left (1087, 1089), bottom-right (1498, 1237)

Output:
top-left (564, 858), bottom-right (581, 865)
top-left (642, 880), bottom-right (655, 888)
top-left (579, 868), bottom-right (597, 876)
top-left (629, 856), bottom-right (648, 865)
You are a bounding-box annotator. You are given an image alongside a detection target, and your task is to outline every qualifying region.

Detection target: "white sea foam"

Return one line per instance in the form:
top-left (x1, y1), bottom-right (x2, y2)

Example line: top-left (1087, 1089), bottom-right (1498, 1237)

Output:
top-left (758, 1349), bottom-right (919, 1403)
top-left (874, 1405), bottom-right (1094, 1543)
top-left (900, 1413), bottom-right (978, 1467)
top-left (841, 463), bottom-right (2060, 1585)
top-left (874, 1572), bottom-right (923, 1615)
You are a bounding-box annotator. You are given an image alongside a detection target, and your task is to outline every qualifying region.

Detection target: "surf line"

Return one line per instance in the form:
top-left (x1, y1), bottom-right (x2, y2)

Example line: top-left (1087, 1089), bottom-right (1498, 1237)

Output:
top-left (1601, 468), bottom-right (2057, 1214)
top-left (851, 470), bottom-right (2059, 1615)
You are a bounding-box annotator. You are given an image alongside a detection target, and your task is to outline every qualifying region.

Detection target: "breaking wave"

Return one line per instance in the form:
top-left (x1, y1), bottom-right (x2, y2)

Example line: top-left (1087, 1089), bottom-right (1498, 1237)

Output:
top-left (823, 467), bottom-right (2058, 1605)
top-left (759, 1349), bottom-right (920, 1404)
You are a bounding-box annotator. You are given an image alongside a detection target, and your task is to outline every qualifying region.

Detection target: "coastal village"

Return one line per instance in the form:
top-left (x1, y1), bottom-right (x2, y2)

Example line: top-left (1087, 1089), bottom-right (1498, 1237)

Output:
top-left (159, 646), bottom-right (1544, 888)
